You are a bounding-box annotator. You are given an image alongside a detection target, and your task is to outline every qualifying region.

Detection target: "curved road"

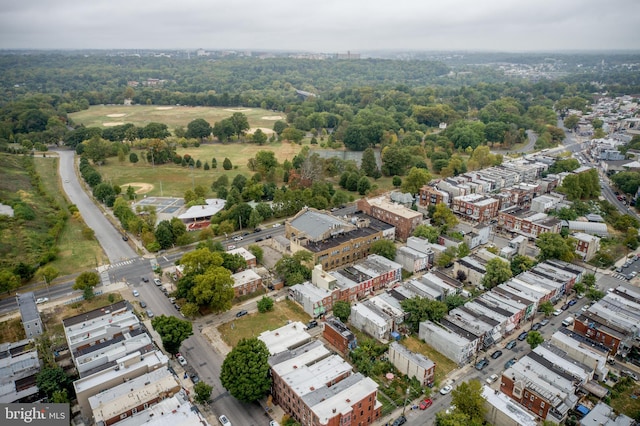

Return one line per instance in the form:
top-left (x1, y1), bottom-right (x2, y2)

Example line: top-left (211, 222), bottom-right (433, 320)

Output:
top-left (57, 150), bottom-right (137, 263)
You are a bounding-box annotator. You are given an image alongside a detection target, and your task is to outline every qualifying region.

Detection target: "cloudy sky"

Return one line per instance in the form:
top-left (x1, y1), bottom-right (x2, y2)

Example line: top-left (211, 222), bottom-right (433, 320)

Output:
top-left (1, 0), bottom-right (639, 52)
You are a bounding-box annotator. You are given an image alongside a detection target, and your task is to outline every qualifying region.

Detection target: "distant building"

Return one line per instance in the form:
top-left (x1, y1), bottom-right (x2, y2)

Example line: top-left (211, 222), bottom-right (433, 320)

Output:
top-left (357, 195), bottom-right (423, 241)
top-left (17, 292), bottom-right (42, 338)
top-left (0, 339), bottom-right (41, 403)
top-left (573, 232), bottom-right (601, 262)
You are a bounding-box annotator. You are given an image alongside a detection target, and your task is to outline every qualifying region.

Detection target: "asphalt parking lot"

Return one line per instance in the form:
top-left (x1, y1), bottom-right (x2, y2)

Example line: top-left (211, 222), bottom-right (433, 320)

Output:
top-left (613, 254), bottom-right (640, 281)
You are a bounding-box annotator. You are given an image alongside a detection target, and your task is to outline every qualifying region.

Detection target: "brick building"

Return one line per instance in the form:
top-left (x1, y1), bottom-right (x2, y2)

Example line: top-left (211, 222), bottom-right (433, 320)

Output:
top-left (357, 195), bottom-right (423, 241)
top-left (498, 207), bottom-right (562, 239)
top-left (451, 194), bottom-right (500, 223)
top-left (323, 318), bottom-right (357, 355)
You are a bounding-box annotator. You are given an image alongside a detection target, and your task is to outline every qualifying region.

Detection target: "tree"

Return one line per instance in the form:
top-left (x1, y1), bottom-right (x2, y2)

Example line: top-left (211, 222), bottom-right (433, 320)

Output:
top-left (357, 176), bottom-right (371, 195)
top-left (39, 265), bottom-right (59, 287)
top-left (360, 147), bottom-right (379, 177)
top-left (401, 167), bottom-right (431, 195)
top-left (510, 255), bottom-right (535, 276)
top-left (586, 288), bottom-right (605, 302)
top-left (431, 203), bottom-right (458, 230)
top-left (223, 157), bottom-right (233, 170)
top-left (400, 297), bottom-right (448, 332)
top-left (370, 239), bottom-right (397, 260)
top-left (581, 273), bottom-right (596, 289)
top-left (563, 114), bottom-right (580, 131)
top-left (273, 120), bottom-right (288, 135)
top-left (194, 381), bottom-right (213, 404)
top-left (252, 128), bottom-right (268, 145)
top-left (230, 112), bottom-right (250, 139)
top-left (191, 266), bottom-right (235, 312)
top-left (36, 365), bottom-right (70, 399)
top-left (181, 302), bottom-right (200, 318)
top-left (333, 300), bottom-right (351, 322)
top-left (451, 379), bottom-right (486, 424)
top-left (413, 224), bottom-right (439, 243)
top-left (151, 315), bottom-right (193, 354)
top-left (220, 337), bottom-right (271, 402)
top-left (83, 135), bottom-right (111, 164)
top-left (482, 257), bottom-right (512, 289)
top-left (0, 269), bottom-right (20, 294)
top-left (536, 233), bottom-right (576, 262)
top-left (186, 118), bottom-right (212, 140)
top-left (526, 330), bottom-right (544, 349)
top-left (457, 243), bottom-right (470, 258)
top-left (538, 301), bottom-right (554, 317)
top-left (257, 296), bottom-right (274, 313)
top-left (73, 271), bottom-right (100, 299)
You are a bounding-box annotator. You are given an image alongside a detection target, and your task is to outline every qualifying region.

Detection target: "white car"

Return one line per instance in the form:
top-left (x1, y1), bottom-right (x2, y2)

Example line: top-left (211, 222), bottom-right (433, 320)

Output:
top-left (233, 236), bottom-right (243, 242)
top-left (153, 278), bottom-right (162, 286)
top-left (553, 309), bottom-right (563, 316)
top-left (35, 297), bottom-right (49, 304)
top-left (176, 353), bottom-right (187, 366)
top-left (218, 415), bottom-right (231, 426)
top-left (486, 374), bottom-right (499, 384)
top-left (439, 385), bottom-right (453, 395)
top-left (132, 290), bottom-right (139, 297)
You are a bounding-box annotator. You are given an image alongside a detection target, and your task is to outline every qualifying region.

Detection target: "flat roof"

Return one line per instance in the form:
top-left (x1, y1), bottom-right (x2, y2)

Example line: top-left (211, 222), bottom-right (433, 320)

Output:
top-left (481, 385), bottom-right (537, 426)
top-left (258, 322), bottom-right (312, 355)
top-left (177, 198), bottom-right (225, 220)
top-left (112, 393), bottom-right (210, 426)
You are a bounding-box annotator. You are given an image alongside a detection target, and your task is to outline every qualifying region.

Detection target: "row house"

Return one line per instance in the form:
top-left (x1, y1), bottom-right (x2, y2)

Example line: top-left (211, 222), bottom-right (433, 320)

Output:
top-left (493, 191), bottom-right (518, 211)
top-left (388, 341), bottom-right (435, 387)
top-left (395, 245), bottom-right (432, 273)
top-left (479, 292), bottom-right (528, 335)
top-left (501, 160), bottom-right (547, 183)
top-left (357, 195), bottom-right (423, 241)
top-left (417, 185), bottom-right (450, 209)
top-left (350, 301), bottom-right (395, 341)
top-left (550, 328), bottom-right (610, 381)
top-left (530, 194), bottom-right (563, 213)
top-left (492, 285), bottom-right (536, 321)
top-left (462, 224), bottom-right (491, 249)
top-left (446, 307), bottom-right (499, 348)
top-left (289, 281), bottom-right (337, 318)
top-left (573, 232), bottom-right (601, 262)
top-left (464, 297), bottom-right (513, 338)
top-left (498, 207), bottom-right (561, 239)
top-left (532, 260), bottom-right (583, 295)
top-left (17, 292), bottom-right (42, 339)
top-left (453, 253), bottom-right (498, 287)
top-left (451, 194), bottom-right (500, 223)
top-left (368, 292), bottom-right (406, 327)
top-left (323, 318), bottom-right (358, 356)
top-left (402, 279), bottom-right (443, 301)
top-left (287, 208), bottom-right (391, 271)
top-left (419, 271), bottom-right (462, 296)
top-left (231, 269), bottom-right (262, 297)
top-left (477, 167), bottom-right (520, 189)
top-left (496, 281), bottom-right (541, 320)
top-left (438, 175), bottom-right (481, 197)
top-left (406, 237), bottom-right (448, 259)
top-left (268, 338), bottom-right (381, 426)
top-left (419, 320), bottom-right (478, 366)
top-left (538, 175), bottom-right (560, 193)
top-left (258, 322), bottom-right (313, 356)
top-left (481, 386), bottom-right (538, 426)
top-left (0, 339), bottom-right (41, 403)
top-left (499, 235), bottom-right (528, 259)
top-left (503, 183), bottom-right (540, 208)
top-left (515, 271), bottom-right (563, 303)
top-left (227, 246), bottom-right (257, 268)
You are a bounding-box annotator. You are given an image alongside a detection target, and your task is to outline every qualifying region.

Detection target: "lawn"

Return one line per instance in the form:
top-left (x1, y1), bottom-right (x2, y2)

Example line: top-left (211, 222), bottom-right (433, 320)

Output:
top-left (34, 157), bottom-right (108, 275)
top-left (69, 105), bottom-right (286, 133)
top-left (217, 300), bottom-right (311, 348)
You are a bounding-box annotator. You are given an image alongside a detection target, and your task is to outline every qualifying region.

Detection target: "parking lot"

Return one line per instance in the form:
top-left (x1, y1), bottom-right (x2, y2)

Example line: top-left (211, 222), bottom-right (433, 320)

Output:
top-left (613, 254), bottom-right (640, 281)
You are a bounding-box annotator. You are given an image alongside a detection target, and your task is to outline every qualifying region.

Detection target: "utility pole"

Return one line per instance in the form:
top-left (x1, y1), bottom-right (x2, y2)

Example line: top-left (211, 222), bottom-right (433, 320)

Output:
top-left (401, 387), bottom-right (410, 416)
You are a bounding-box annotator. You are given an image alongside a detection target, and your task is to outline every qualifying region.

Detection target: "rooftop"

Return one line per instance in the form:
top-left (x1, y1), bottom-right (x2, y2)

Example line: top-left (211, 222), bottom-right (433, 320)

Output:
top-left (258, 322), bottom-right (312, 355)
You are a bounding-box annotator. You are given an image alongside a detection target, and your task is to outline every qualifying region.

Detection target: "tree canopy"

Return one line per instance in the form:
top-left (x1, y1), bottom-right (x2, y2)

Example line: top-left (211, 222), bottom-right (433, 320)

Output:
top-left (220, 337), bottom-right (271, 402)
top-left (151, 315), bottom-right (193, 354)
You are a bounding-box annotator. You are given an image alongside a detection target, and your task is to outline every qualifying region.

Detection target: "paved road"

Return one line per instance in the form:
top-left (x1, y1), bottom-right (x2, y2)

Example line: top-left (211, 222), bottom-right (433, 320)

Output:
top-left (56, 149), bottom-right (137, 263)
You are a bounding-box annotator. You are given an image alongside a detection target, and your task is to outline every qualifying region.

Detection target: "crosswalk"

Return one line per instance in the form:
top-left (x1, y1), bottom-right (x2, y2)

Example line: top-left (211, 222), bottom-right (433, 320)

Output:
top-left (107, 258), bottom-right (141, 269)
top-left (612, 273), bottom-right (630, 281)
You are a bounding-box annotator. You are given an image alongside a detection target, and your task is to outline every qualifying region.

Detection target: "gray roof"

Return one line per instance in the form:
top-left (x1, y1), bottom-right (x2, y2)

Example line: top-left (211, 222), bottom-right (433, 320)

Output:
top-left (565, 220), bottom-right (609, 236)
top-left (290, 210), bottom-right (348, 240)
top-left (17, 292), bottom-right (39, 323)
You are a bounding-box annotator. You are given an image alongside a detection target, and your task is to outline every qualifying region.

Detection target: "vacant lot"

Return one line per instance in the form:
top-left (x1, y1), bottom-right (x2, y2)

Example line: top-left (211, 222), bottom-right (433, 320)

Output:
top-left (217, 300), bottom-right (310, 347)
top-left (403, 335), bottom-right (458, 386)
top-left (69, 105), bottom-right (284, 132)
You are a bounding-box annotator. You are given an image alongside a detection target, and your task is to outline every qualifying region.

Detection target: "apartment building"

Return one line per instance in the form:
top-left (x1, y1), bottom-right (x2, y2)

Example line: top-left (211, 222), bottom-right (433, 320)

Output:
top-left (231, 269), bottom-right (262, 297)
top-left (417, 185), bottom-right (450, 208)
top-left (498, 207), bottom-right (561, 239)
top-left (323, 318), bottom-right (357, 355)
top-left (573, 232), bottom-right (601, 262)
top-left (0, 339), bottom-right (41, 403)
top-left (451, 194), bottom-right (500, 223)
top-left (357, 195), bottom-right (423, 241)
top-left (227, 246), bottom-right (257, 268)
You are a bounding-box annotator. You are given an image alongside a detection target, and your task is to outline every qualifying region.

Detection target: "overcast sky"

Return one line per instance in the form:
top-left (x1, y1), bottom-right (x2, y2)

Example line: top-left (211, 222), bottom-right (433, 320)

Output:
top-left (1, 0), bottom-right (639, 52)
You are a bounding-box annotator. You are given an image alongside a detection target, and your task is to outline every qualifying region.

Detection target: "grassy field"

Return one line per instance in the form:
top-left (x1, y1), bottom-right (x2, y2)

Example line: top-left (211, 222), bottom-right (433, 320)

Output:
top-left (34, 157), bottom-right (108, 274)
top-left (217, 300), bottom-right (311, 347)
top-left (69, 105), bottom-right (285, 132)
top-left (97, 141), bottom-right (303, 198)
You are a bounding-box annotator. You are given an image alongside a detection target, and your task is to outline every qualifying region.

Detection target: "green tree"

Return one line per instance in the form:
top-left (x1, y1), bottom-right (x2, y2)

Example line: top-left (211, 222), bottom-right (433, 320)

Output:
top-left (510, 255), bottom-right (535, 276)
top-left (230, 112), bottom-right (250, 139)
top-left (252, 128), bottom-right (268, 145)
top-left (536, 233), bottom-right (576, 262)
top-left (181, 302), bottom-right (200, 318)
top-left (401, 167), bottom-right (431, 195)
top-left (186, 118), bottom-right (212, 140)
top-left (436, 246), bottom-right (458, 268)
top-left (333, 300), bottom-right (351, 322)
top-left (457, 243), bottom-right (470, 258)
top-left (451, 379), bottom-right (486, 424)
top-left (257, 296), bottom-right (274, 313)
top-left (38, 265), bottom-right (59, 288)
top-left (357, 176), bottom-right (371, 195)
top-left (526, 330), bottom-right (544, 349)
top-left (83, 135), bottom-right (111, 164)
top-left (36, 365), bottom-right (70, 399)
top-left (223, 157), bottom-right (233, 170)
top-left (360, 147), bottom-right (379, 177)
top-left (370, 239), bottom-right (397, 260)
top-left (482, 257), bottom-right (512, 289)
top-left (73, 271), bottom-right (100, 299)
top-left (194, 381), bottom-right (213, 404)
top-left (220, 337), bottom-right (271, 402)
top-left (538, 301), bottom-right (555, 317)
top-left (51, 389), bottom-right (70, 404)
top-left (191, 266), bottom-right (235, 312)
top-left (563, 114), bottom-right (580, 131)
top-left (413, 224), bottom-right (439, 243)
top-left (273, 120), bottom-right (288, 135)
top-left (581, 273), bottom-right (596, 289)
top-left (151, 315), bottom-right (194, 354)
top-left (431, 203), bottom-right (458, 230)
top-left (0, 269), bottom-right (20, 294)
top-left (400, 297), bottom-right (448, 332)
top-left (247, 244), bottom-right (263, 263)
top-left (586, 288), bottom-right (605, 302)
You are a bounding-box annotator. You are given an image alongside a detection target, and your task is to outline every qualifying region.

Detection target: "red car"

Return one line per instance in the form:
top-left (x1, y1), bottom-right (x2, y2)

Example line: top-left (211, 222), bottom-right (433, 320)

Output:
top-left (419, 398), bottom-right (433, 410)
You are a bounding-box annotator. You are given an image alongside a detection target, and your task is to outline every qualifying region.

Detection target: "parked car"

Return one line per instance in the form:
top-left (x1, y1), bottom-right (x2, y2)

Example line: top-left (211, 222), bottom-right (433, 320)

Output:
top-left (153, 278), bottom-right (162, 286)
top-left (506, 340), bottom-right (517, 350)
top-left (218, 415), bottom-right (231, 426)
top-left (176, 353), bottom-right (187, 366)
top-left (255, 238), bottom-right (263, 242)
top-left (236, 310), bottom-right (248, 318)
top-left (35, 297), bottom-right (49, 304)
top-left (190, 374), bottom-right (200, 384)
top-left (540, 319), bottom-right (550, 326)
top-left (622, 370), bottom-right (639, 381)
top-left (439, 385), bottom-right (453, 395)
top-left (531, 322), bottom-right (542, 331)
top-left (141, 276), bottom-right (149, 283)
top-left (146, 309), bottom-right (154, 318)
top-left (561, 303), bottom-right (570, 311)
top-left (475, 358), bottom-right (489, 370)
top-left (391, 416), bottom-right (406, 426)
top-left (504, 358), bottom-right (517, 369)
top-left (306, 320), bottom-right (318, 329)
top-left (568, 299), bottom-right (577, 306)
top-left (486, 374), bottom-right (499, 384)
top-left (553, 309), bottom-right (563, 316)
top-left (233, 236), bottom-right (243, 242)
top-left (132, 289), bottom-right (140, 297)
top-left (419, 398), bottom-right (433, 410)
top-left (517, 331), bottom-right (528, 341)
top-left (122, 235), bottom-right (128, 241)
top-left (139, 301), bottom-right (147, 308)
top-left (490, 350), bottom-right (503, 359)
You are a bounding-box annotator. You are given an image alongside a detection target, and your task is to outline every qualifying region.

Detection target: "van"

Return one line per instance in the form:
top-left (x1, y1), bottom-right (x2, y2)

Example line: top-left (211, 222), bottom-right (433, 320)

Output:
top-left (562, 316), bottom-right (575, 327)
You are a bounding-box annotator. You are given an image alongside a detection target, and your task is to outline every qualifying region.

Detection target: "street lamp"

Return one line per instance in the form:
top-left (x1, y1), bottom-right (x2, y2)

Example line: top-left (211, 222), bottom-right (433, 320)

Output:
top-left (402, 387), bottom-right (410, 416)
